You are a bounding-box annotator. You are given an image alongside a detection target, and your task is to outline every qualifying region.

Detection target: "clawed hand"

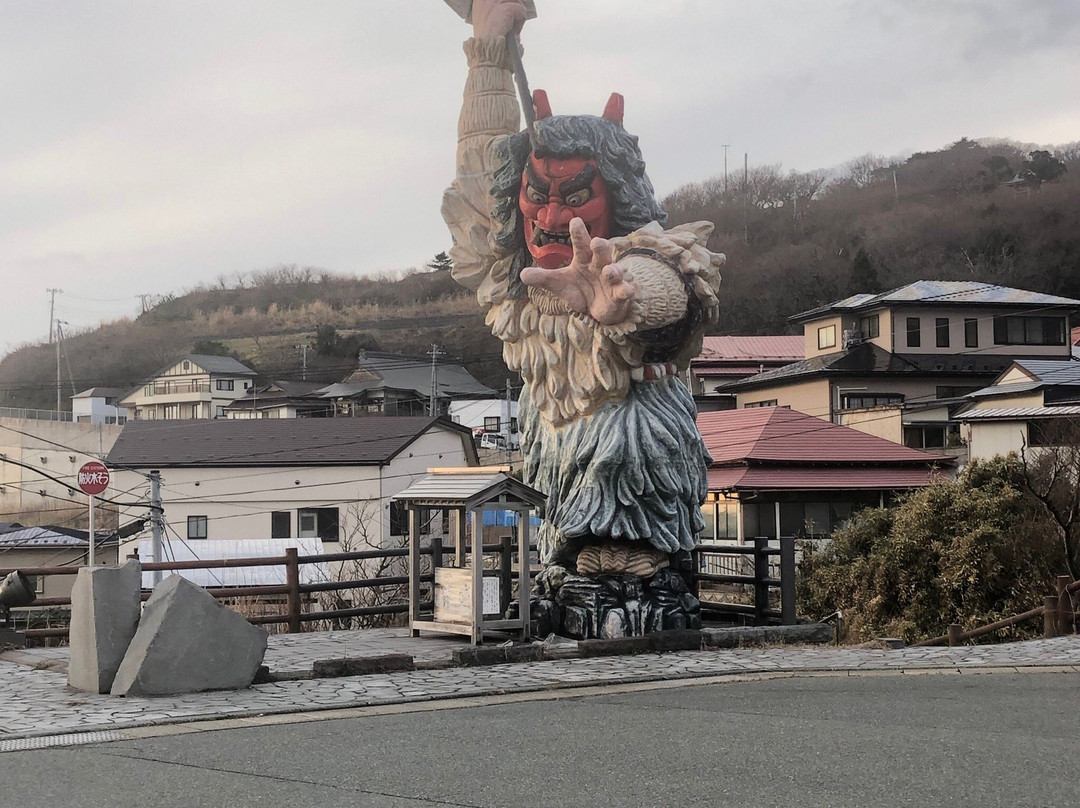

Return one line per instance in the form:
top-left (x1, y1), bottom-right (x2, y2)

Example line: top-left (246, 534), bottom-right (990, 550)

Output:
top-left (520, 218), bottom-right (637, 325)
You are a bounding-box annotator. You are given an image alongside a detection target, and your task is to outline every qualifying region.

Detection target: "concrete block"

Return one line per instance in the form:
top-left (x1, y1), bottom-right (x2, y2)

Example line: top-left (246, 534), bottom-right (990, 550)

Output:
top-left (452, 646), bottom-right (507, 667)
top-left (579, 635), bottom-right (652, 657)
top-left (68, 560), bottom-right (142, 693)
top-left (650, 629), bottom-right (703, 652)
top-left (313, 654), bottom-right (415, 677)
top-left (111, 575), bottom-right (267, 696)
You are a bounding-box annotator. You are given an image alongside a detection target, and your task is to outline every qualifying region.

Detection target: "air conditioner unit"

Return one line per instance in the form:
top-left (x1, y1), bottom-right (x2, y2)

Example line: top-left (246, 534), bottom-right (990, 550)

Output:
top-left (842, 329), bottom-right (864, 348)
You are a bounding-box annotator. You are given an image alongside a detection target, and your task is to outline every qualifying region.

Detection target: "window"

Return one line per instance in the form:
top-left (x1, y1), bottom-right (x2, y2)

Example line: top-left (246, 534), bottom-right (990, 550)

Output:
top-left (484, 416), bottom-right (500, 432)
top-left (162, 404), bottom-right (178, 420)
top-left (216, 379), bottom-right (235, 391)
top-left (993, 316), bottom-right (1067, 346)
top-left (215, 406), bottom-right (225, 418)
top-left (187, 515), bottom-right (207, 539)
top-left (298, 507), bottom-right (339, 541)
top-left (390, 501), bottom-right (409, 536)
top-left (860, 314), bottom-right (880, 339)
top-left (841, 393), bottom-right (904, 409)
top-left (744, 399), bottom-right (778, 408)
top-left (699, 493), bottom-right (738, 540)
top-left (191, 404), bottom-right (201, 418)
top-left (1027, 419), bottom-right (1076, 447)
top-left (906, 317), bottom-right (921, 348)
top-left (271, 511), bottom-right (291, 539)
top-left (817, 325), bottom-right (836, 350)
top-left (965, 318), bottom-right (979, 348)
top-left (182, 360), bottom-right (190, 371)
top-left (510, 417), bottom-right (519, 434)
top-left (935, 318), bottom-right (950, 348)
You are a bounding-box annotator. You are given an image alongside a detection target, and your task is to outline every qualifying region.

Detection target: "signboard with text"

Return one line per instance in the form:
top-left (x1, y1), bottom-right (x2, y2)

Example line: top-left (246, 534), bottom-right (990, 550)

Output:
top-left (77, 461), bottom-right (110, 496)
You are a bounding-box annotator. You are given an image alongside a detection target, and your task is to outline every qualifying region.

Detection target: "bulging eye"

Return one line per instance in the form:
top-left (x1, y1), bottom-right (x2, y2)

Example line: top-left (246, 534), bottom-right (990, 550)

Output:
top-left (525, 185), bottom-right (547, 205)
top-left (564, 188), bottom-right (592, 207)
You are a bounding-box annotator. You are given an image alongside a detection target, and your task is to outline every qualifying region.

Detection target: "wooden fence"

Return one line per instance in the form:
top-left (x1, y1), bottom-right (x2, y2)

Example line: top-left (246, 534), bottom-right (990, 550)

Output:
top-left (4, 535), bottom-right (798, 641)
top-left (914, 574), bottom-right (1079, 647)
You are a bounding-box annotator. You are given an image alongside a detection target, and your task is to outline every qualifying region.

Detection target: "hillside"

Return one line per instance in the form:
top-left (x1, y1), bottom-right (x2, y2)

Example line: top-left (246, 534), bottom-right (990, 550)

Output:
top-left (1, 138), bottom-right (1077, 410)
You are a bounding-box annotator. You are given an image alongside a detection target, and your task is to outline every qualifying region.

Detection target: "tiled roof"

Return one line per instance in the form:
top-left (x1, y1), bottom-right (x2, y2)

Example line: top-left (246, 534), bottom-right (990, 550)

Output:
top-left (694, 336), bottom-right (803, 362)
top-left (320, 352), bottom-right (495, 399)
top-left (1012, 360), bottom-right (1080, 385)
top-left (393, 470), bottom-right (546, 508)
top-left (792, 281), bottom-right (1080, 322)
top-left (697, 406), bottom-right (947, 465)
top-left (0, 525), bottom-right (91, 547)
top-left (106, 417), bottom-right (473, 467)
top-left (72, 387), bottom-right (128, 399)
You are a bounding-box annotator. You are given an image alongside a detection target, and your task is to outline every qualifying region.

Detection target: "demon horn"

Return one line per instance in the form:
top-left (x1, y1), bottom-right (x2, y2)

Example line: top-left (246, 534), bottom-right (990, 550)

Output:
top-left (533, 89), bottom-right (552, 120)
top-left (602, 93), bottom-right (624, 125)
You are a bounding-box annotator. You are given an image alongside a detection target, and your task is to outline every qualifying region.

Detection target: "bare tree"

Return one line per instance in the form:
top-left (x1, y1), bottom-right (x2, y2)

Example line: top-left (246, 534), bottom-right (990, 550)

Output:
top-left (1020, 417), bottom-right (1080, 580)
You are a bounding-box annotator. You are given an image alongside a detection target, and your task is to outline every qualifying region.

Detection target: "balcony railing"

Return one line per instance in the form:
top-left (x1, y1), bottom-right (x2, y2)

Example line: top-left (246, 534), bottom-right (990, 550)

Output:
top-left (0, 407), bottom-right (73, 422)
top-left (148, 381), bottom-right (212, 396)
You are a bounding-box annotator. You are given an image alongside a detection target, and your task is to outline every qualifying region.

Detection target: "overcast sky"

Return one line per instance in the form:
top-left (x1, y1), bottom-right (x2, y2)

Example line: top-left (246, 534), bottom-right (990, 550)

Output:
top-left (2, 0), bottom-right (1078, 357)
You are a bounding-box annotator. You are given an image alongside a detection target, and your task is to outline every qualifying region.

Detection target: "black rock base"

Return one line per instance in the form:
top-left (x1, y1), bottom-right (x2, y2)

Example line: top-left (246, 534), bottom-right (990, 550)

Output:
top-left (511, 565), bottom-right (701, 640)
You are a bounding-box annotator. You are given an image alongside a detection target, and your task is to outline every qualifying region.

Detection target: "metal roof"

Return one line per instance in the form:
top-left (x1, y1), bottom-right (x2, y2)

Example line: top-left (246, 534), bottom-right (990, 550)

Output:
top-left (393, 470), bottom-right (545, 509)
top-left (0, 526), bottom-right (92, 548)
top-left (106, 417), bottom-right (474, 467)
top-left (181, 354), bottom-right (257, 376)
top-left (720, 342), bottom-right (1013, 393)
top-left (694, 336), bottom-right (803, 363)
top-left (72, 387), bottom-right (128, 400)
top-left (968, 381), bottom-right (1044, 398)
top-left (792, 281), bottom-right (1080, 322)
top-left (1012, 360), bottom-right (1080, 385)
top-left (135, 538), bottom-right (326, 588)
top-left (961, 406), bottom-right (1080, 421)
top-left (707, 465), bottom-right (946, 491)
top-left (322, 352), bottom-right (495, 400)
top-left (698, 406), bottom-right (950, 465)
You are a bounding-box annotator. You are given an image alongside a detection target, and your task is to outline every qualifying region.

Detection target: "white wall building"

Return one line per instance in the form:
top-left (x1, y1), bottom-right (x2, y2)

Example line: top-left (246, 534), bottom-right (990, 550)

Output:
top-left (106, 416), bottom-right (478, 557)
top-left (448, 398), bottom-right (519, 447)
top-left (71, 387), bottom-right (129, 425)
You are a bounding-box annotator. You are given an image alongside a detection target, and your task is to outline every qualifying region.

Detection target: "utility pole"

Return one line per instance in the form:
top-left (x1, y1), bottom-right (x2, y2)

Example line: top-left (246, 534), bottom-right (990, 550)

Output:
top-left (46, 288), bottom-right (62, 343)
top-left (504, 379), bottom-right (513, 466)
top-left (56, 320), bottom-right (76, 397)
top-left (295, 344), bottom-right (308, 380)
top-left (892, 169), bottom-right (900, 204)
top-left (721, 144), bottom-right (730, 195)
top-left (428, 344), bottom-right (444, 417)
top-left (55, 326), bottom-right (62, 413)
top-left (150, 470), bottom-right (163, 586)
top-left (743, 152), bottom-right (750, 246)
top-left (136, 293), bottom-right (155, 315)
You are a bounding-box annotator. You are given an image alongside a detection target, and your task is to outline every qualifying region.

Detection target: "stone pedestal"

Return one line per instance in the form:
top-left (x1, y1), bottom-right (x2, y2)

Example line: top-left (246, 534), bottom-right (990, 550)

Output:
top-left (68, 559), bottom-right (142, 694)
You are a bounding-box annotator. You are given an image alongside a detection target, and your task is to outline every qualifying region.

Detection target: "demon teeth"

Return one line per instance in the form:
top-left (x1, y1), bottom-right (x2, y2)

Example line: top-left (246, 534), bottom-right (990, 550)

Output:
top-left (533, 226), bottom-right (571, 246)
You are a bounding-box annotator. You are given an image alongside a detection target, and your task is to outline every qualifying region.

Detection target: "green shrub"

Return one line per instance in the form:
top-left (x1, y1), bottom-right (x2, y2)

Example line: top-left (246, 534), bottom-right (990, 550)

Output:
top-left (798, 456), bottom-right (1065, 643)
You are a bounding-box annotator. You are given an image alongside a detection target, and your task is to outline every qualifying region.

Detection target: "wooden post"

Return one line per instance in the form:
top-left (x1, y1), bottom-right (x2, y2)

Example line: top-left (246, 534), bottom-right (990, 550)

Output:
top-left (947, 623), bottom-right (963, 647)
top-left (408, 506), bottom-right (420, 637)
top-left (779, 536), bottom-right (796, 625)
top-left (1043, 596), bottom-right (1059, 638)
top-left (285, 547), bottom-right (302, 634)
top-left (431, 535), bottom-right (443, 571)
top-left (518, 507), bottom-right (531, 640)
top-left (1057, 575), bottom-right (1074, 635)
top-left (753, 535), bottom-right (769, 625)
top-left (471, 509), bottom-right (483, 644)
top-left (452, 509), bottom-right (465, 566)
top-left (499, 534), bottom-right (513, 614)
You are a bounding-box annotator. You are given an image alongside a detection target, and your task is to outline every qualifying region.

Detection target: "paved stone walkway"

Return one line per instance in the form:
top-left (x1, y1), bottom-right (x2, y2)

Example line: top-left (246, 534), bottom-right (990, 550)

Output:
top-left (2, 631), bottom-right (1079, 744)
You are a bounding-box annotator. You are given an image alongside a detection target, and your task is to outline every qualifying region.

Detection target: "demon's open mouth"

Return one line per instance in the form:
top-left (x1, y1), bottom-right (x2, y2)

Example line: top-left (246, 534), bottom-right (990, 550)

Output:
top-left (530, 225), bottom-right (571, 247)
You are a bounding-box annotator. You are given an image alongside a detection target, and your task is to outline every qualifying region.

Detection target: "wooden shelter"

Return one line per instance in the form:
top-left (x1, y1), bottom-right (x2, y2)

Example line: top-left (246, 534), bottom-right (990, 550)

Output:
top-left (393, 467), bottom-right (545, 644)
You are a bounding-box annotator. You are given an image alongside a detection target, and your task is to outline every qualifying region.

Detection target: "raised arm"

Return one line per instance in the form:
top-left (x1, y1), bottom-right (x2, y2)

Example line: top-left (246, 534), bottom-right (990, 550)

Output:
top-left (441, 0), bottom-right (530, 305)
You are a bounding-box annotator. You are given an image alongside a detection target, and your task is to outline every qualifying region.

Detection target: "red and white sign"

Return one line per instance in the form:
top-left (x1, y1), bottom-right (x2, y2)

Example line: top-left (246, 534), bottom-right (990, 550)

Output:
top-left (77, 461), bottom-right (110, 496)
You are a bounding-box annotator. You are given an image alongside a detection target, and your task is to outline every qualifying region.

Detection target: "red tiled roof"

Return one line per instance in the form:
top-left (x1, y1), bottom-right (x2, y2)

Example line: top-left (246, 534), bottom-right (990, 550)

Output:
top-left (697, 406), bottom-right (947, 465)
top-left (707, 465), bottom-right (946, 491)
top-left (1072, 325), bottom-right (1080, 346)
top-left (696, 335), bottom-right (804, 362)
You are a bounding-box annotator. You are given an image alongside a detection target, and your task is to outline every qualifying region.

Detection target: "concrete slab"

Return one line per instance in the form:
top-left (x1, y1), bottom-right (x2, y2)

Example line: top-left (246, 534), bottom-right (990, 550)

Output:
top-left (111, 575), bottom-right (268, 697)
top-left (67, 559), bottom-right (142, 693)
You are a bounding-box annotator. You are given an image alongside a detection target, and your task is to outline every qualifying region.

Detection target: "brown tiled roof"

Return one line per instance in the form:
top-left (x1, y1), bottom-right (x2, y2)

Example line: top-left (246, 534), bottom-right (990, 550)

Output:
top-left (106, 417), bottom-right (473, 468)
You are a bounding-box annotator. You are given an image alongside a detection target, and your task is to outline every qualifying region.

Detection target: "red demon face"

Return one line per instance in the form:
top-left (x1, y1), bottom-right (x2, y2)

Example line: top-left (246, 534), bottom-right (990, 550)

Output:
top-left (519, 155), bottom-right (613, 269)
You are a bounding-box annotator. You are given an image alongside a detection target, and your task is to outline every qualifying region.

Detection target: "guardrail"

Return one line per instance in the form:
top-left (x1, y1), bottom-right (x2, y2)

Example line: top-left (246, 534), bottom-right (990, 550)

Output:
top-left (0, 407), bottom-right (73, 422)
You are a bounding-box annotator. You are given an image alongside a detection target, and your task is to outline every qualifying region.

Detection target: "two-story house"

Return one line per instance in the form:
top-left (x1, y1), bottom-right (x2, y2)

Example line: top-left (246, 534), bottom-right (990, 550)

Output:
top-left (689, 335), bottom-right (804, 407)
top-left (720, 281), bottom-right (1080, 452)
top-left (120, 354), bottom-right (258, 420)
top-left (316, 351), bottom-right (495, 417)
top-left (70, 388), bottom-right (129, 425)
top-left (224, 380), bottom-right (333, 419)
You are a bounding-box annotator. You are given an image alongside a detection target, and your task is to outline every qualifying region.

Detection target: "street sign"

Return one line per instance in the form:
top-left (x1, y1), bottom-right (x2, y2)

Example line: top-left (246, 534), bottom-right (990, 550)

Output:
top-left (77, 461), bottom-right (110, 496)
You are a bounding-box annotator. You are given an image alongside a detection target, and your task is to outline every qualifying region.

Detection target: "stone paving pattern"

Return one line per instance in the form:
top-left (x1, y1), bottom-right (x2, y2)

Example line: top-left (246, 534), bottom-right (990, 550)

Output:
top-left (2, 629), bottom-right (1079, 742)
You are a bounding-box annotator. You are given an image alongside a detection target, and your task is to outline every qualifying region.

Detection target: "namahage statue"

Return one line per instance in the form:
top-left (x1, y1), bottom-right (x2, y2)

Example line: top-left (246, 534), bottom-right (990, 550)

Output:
top-left (442, 0), bottom-right (725, 638)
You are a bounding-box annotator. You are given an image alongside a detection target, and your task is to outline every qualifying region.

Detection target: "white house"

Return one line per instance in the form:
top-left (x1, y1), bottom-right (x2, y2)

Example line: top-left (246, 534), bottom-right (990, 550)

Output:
top-left (120, 354), bottom-right (258, 420)
top-left (105, 416), bottom-right (478, 557)
top-left (71, 388), bottom-right (129, 425)
top-left (448, 398), bottom-right (519, 448)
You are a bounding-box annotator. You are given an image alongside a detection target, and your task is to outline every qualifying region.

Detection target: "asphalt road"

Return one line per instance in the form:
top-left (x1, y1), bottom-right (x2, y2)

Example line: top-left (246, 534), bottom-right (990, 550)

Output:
top-left (3, 671), bottom-right (1077, 808)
